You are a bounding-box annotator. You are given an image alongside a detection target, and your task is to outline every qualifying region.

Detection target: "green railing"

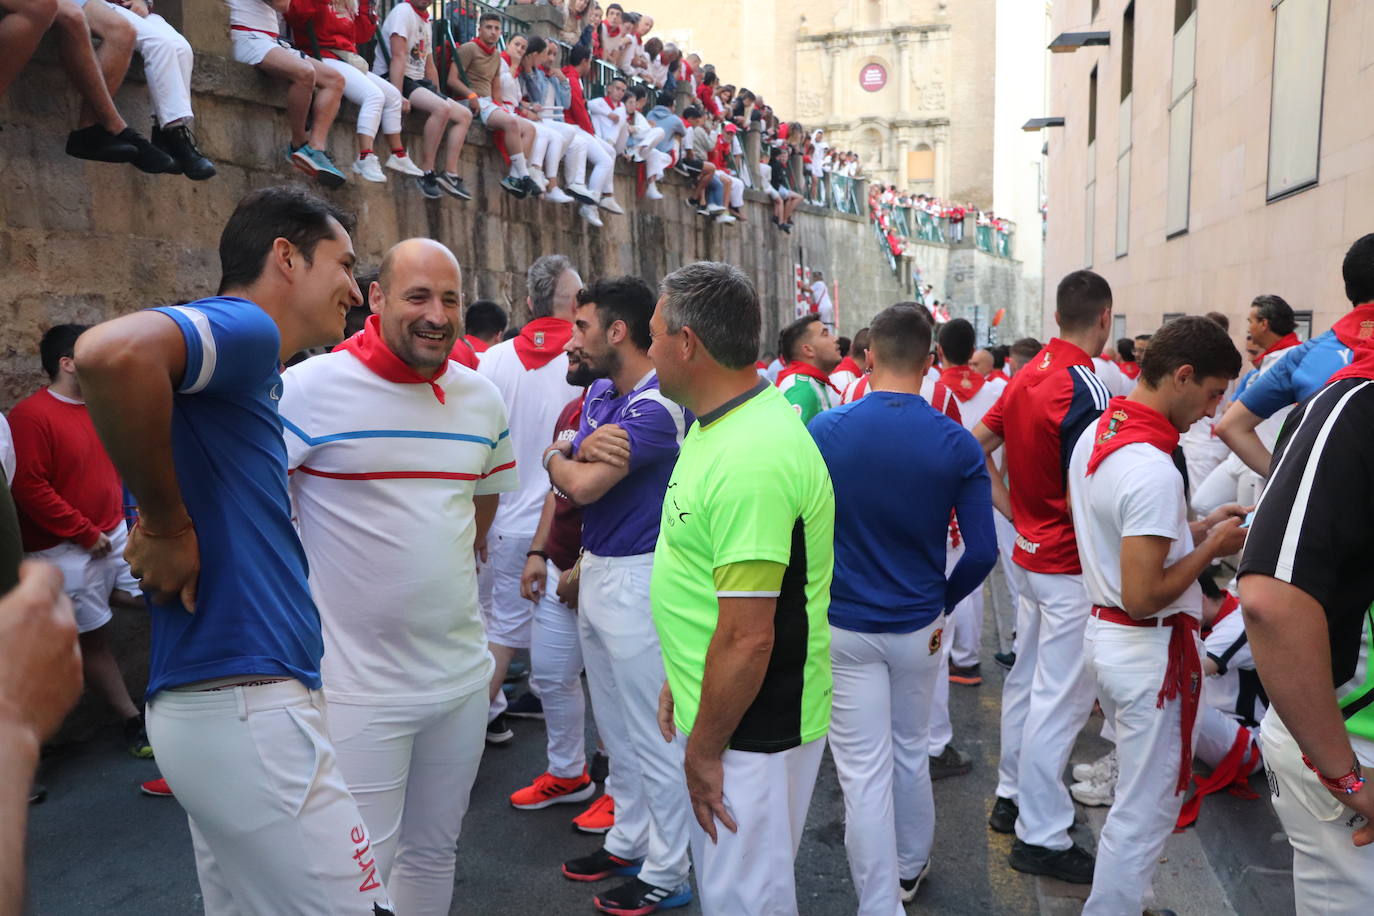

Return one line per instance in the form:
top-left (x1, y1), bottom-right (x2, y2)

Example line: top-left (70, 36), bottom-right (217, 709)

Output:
top-left (829, 175), bottom-right (860, 215)
top-left (872, 214), bottom-right (898, 275)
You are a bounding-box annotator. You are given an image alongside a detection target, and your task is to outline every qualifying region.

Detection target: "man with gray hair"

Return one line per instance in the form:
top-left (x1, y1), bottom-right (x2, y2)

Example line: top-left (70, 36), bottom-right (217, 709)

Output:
top-left (648, 261), bottom-right (835, 914)
top-left (477, 255), bottom-right (582, 745)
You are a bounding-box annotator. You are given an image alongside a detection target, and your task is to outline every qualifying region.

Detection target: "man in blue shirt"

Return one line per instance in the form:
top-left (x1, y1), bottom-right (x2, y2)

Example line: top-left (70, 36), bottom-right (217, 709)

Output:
top-left (74, 187), bottom-right (395, 914)
top-left (543, 276), bottom-right (695, 916)
top-left (644, 90), bottom-right (686, 160)
top-left (809, 303), bottom-right (997, 911)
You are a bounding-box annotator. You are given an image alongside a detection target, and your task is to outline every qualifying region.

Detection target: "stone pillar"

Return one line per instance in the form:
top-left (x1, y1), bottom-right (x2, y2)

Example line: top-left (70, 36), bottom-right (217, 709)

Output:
top-left (673, 80), bottom-right (694, 115)
top-left (934, 131), bottom-right (949, 201)
top-left (504, 4), bottom-right (567, 40)
top-left (162, 0), bottom-right (229, 57)
top-left (897, 38), bottom-right (911, 114)
top-left (744, 126), bottom-right (763, 190)
top-left (829, 44), bottom-right (844, 117)
top-left (898, 138), bottom-right (910, 188)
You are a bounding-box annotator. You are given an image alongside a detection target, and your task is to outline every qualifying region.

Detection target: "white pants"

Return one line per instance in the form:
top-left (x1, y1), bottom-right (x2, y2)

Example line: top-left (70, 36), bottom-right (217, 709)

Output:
top-left (28, 523), bottom-right (137, 633)
top-left (927, 630), bottom-right (953, 756)
top-left (529, 117), bottom-right (569, 177)
top-left (585, 134), bottom-right (617, 194)
top-left (321, 57), bottom-right (403, 140)
top-left (948, 585), bottom-right (984, 669)
top-left (579, 552), bottom-right (691, 889)
top-left (999, 570), bottom-right (1096, 849)
top-left (1261, 711), bottom-right (1374, 915)
top-left (722, 173), bottom-right (745, 208)
top-left (482, 529), bottom-right (535, 650)
top-left (831, 622), bottom-right (943, 916)
top-left (680, 732), bottom-right (824, 916)
top-left (539, 117), bottom-right (589, 185)
top-left (990, 514), bottom-right (1023, 655)
top-left (109, 8), bottom-right (194, 126)
top-left (1082, 617), bottom-right (1197, 916)
top-left (1195, 704), bottom-right (1254, 770)
top-left (146, 680), bottom-right (395, 915)
top-left (327, 686), bottom-right (486, 916)
top-left (530, 560), bottom-right (587, 778)
top-left (1191, 451), bottom-right (1263, 518)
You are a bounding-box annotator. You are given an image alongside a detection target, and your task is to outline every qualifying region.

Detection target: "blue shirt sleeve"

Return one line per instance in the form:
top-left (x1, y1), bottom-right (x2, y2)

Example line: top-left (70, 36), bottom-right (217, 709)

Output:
top-left (1238, 339), bottom-right (1313, 419)
top-left (945, 434), bottom-right (997, 612)
top-left (152, 300), bottom-right (281, 396)
top-left (622, 391), bottom-right (687, 472)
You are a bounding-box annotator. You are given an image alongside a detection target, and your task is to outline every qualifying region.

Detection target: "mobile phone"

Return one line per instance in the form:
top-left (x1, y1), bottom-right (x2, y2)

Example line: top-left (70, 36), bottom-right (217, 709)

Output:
top-left (1242, 510), bottom-right (1257, 528)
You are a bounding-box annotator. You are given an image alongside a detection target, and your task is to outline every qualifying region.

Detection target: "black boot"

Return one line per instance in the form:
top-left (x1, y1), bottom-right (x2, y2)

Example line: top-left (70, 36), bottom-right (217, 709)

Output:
top-left (116, 127), bottom-right (177, 174)
top-left (152, 123), bottom-right (216, 181)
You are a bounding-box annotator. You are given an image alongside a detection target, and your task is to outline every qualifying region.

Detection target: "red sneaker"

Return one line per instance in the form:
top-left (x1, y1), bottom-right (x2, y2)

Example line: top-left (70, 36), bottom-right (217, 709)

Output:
top-left (510, 770), bottom-right (596, 810)
top-left (573, 793), bottom-right (615, 834)
top-left (140, 777), bottom-right (173, 797)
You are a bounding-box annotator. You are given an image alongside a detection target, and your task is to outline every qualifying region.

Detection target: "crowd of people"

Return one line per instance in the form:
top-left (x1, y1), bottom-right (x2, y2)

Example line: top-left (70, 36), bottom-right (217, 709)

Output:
top-left (869, 186), bottom-right (1013, 254)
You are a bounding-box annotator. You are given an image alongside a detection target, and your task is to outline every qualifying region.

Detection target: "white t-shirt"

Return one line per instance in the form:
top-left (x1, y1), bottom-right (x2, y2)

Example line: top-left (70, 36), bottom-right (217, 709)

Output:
top-left (0, 414), bottom-right (14, 486)
top-left (498, 57), bottom-right (522, 107)
top-left (810, 281), bottom-right (833, 326)
top-left (226, 0), bottom-right (280, 33)
top-left (477, 336), bottom-right (580, 536)
top-left (1068, 429), bottom-right (1201, 621)
top-left (280, 351), bottom-right (518, 705)
top-left (588, 96), bottom-right (626, 146)
top-left (1092, 357), bottom-right (1130, 398)
top-left (1203, 605), bottom-right (1259, 721)
top-left (829, 366), bottom-right (860, 394)
top-left (374, 2), bottom-right (428, 81)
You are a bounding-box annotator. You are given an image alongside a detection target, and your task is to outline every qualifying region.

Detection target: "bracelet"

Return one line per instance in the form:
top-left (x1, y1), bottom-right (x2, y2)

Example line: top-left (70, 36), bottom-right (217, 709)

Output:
top-left (467, 92), bottom-right (478, 101)
top-left (527, 549), bottom-right (549, 560)
top-left (542, 446), bottom-right (563, 470)
top-left (136, 518), bottom-right (194, 539)
top-left (1302, 754), bottom-right (1366, 795)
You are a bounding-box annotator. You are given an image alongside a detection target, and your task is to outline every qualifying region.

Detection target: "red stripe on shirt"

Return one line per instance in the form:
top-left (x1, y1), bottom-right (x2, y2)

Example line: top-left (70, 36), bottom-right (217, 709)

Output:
top-left (297, 460), bottom-right (516, 482)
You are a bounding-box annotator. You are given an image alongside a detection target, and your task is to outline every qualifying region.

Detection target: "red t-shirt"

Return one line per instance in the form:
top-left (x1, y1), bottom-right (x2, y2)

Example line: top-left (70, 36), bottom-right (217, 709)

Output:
top-left (981, 338), bottom-right (1111, 575)
top-left (544, 393), bottom-right (585, 572)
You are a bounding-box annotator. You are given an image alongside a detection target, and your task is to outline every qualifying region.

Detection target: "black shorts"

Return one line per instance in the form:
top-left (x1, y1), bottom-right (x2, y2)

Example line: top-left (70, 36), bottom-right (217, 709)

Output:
top-left (402, 77), bottom-right (439, 99)
top-left (679, 156), bottom-right (703, 176)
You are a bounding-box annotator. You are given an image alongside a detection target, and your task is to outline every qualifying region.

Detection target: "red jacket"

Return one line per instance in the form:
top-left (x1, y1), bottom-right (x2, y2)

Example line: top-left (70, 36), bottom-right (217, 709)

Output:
top-left (696, 82), bottom-right (721, 118)
top-left (563, 65), bottom-right (594, 133)
top-left (285, 0), bottom-right (376, 58)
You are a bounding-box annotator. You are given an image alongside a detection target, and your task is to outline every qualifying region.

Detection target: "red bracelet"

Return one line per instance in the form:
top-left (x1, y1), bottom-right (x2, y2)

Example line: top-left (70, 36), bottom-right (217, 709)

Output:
top-left (1302, 754), bottom-right (1366, 795)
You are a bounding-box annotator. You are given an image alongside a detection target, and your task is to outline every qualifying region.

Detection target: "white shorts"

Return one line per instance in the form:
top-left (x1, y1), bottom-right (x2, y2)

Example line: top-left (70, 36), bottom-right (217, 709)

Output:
top-left (480, 530), bottom-right (535, 648)
top-left (27, 524), bottom-right (138, 633)
top-left (230, 30), bottom-right (304, 67)
top-left (476, 95), bottom-right (502, 127)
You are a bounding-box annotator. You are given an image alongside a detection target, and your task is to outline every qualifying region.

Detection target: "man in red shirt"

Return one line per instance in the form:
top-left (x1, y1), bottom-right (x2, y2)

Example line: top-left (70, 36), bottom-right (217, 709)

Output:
top-left (8, 324), bottom-right (150, 758)
top-left (973, 271), bottom-right (1113, 883)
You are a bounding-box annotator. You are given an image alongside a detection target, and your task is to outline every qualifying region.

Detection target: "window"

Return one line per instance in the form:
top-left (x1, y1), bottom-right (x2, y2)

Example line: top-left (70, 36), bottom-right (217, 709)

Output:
top-left (1120, 2), bottom-right (1134, 101)
top-left (1294, 309), bottom-right (1314, 341)
top-left (1267, 0), bottom-right (1330, 200)
top-left (1086, 66), bottom-right (1098, 268)
top-left (1112, 313), bottom-right (1127, 342)
top-left (1088, 66), bottom-right (1098, 146)
top-left (1092, 0), bottom-right (1100, 20)
top-left (1116, 6), bottom-right (1133, 258)
top-left (908, 145), bottom-right (934, 182)
top-left (1162, 312), bottom-right (1186, 324)
top-left (1166, 1), bottom-right (1198, 236)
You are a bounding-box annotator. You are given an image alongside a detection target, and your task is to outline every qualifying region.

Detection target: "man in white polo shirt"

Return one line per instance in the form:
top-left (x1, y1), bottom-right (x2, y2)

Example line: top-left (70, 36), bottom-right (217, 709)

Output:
top-left (1067, 316), bottom-right (1245, 915)
top-left (280, 238), bottom-right (517, 915)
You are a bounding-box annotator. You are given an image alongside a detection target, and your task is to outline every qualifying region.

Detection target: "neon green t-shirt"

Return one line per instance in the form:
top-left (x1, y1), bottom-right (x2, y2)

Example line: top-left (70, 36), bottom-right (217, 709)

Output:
top-left (776, 372), bottom-right (834, 424)
top-left (651, 381), bottom-right (835, 752)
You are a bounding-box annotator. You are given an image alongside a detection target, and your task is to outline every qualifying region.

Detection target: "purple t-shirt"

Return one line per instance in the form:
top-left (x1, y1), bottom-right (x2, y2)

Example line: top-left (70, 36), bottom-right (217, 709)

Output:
top-left (573, 371), bottom-right (690, 557)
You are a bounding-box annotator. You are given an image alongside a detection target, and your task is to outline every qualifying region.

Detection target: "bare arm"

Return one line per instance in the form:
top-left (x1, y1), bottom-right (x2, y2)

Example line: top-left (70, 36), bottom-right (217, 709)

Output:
top-left (1215, 400), bottom-right (1273, 477)
top-left (387, 33), bottom-right (407, 92)
top-left (1119, 520), bottom-right (1245, 620)
top-left (520, 489), bottom-right (558, 602)
top-left (973, 423), bottom-right (1011, 519)
top-left (446, 49), bottom-right (476, 99)
top-left (269, 0), bottom-right (291, 11)
top-left (545, 424), bottom-right (633, 506)
top-left (474, 493), bottom-right (498, 564)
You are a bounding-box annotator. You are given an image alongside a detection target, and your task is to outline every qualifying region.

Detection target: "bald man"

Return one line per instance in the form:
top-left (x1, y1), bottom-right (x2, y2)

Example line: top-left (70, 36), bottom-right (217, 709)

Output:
top-left (279, 238), bottom-right (518, 915)
top-left (969, 349), bottom-right (994, 378)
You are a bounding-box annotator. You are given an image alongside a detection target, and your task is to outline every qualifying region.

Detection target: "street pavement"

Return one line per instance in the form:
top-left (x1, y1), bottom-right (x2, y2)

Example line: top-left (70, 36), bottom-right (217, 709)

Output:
top-left (24, 604), bottom-right (1295, 915)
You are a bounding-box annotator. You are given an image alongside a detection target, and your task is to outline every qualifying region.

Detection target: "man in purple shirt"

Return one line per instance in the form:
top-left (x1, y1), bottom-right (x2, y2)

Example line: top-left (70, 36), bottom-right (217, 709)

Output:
top-left (542, 276), bottom-right (694, 916)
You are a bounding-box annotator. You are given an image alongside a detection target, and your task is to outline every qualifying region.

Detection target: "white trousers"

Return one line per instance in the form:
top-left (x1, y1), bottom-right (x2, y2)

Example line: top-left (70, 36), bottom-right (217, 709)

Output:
top-left (948, 585), bottom-right (985, 669)
top-left (999, 570), bottom-right (1096, 849)
top-left (530, 560), bottom-right (587, 778)
top-left (585, 133), bottom-right (616, 194)
top-left (722, 173), bottom-right (745, 207)
top-left (1261, 711), bottom-right (1374, 915)
top-left (831, 622), bottom-right (943, 916)
top-left (1195, 704), bottom-right (1254, 770)
top-left (1191, 451), bottom-right (1263, 518)
top-left (539, 118), bottom-right (589, 184)
top-left (321, 57), bottom-right (403, 140)
top-left (1082, 617), bottom-right (1196, 916)
top-left (326, 687), bottom-right (486, 916)
top-left (108, 8), bottom-right (194, 127)
top-left (679, 732), bottom-right (825, 916)
top-left (529, 117), bottom-right (570, 177)
top-left (146, 680), bottom-right (395, 915)
top-left (990, 513), bottom-right (1023, 655)
top-left (927, 630), bottom-right (953, 756)
top-left (579, 552), bottom-right (691, 889)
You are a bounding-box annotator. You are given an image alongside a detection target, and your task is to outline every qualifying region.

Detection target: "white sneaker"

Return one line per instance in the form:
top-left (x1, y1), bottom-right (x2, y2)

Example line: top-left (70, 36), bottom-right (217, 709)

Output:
top-left (579, 204), bottom-right (604, 228)
top-left (385, 152), bottom-right (424, 176)
top-left (565, 182), bottom-right (596, 204)
top-left (1072, 749), bottom-right (1117, 784)
top-left (545, 186), bottom-right (574, 204)
top-left (715, 212), bottom-right (737, 224)
top-left (597, 196), bottom-right (625, 215)
top-left (706, 203), bottom-right (726, 215)
top-left (643, 181), bottom-right (663, 200)
top-left (899, 860), bottom-right (931, 904)
top-left (352, 153), bottom-right (386, 183)
top-left (1070, 778), bottom-right (1115, 807)
top-left (528, 167), bottom-right (548, 192)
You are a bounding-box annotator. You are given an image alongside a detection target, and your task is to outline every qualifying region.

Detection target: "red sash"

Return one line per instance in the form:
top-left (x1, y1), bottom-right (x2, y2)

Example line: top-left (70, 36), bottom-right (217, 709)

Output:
top-left (337, 314), bottom-right (448, 404)
top-left (1085, 396), bottom-right (1179, 476)
top-left (775, 360), bottom-right (842, 395)
top-left (832, 355), bottom-right (861, 379)
top-left (513, 317), bottom-right (573, 370)
top-left (464, 334), bottom-right (490, 354)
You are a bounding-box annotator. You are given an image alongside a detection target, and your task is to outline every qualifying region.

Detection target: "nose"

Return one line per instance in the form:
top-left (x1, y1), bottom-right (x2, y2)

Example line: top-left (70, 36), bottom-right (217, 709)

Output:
top-left (346, 274), bottom-right (363, 307)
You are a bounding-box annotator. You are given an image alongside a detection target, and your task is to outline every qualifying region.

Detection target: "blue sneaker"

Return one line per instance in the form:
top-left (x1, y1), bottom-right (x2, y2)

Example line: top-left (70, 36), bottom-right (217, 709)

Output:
top-left (288, 143), bottom-right (318, 176)
top-left (593, 877), bottom-right (692, 915)
top-left (305, 146), bottom-right (346, 189)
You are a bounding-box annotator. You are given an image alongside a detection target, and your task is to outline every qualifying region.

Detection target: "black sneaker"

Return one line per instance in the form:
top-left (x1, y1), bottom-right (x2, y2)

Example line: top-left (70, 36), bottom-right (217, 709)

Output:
top-left (949, 663), bottom-right (982, 686)
top-left (930, 744), bottom-right (971, 780)
top-left (520, 175), bottom-right (543, 198)
top-left (152, 123), bottom-right (216, 181)
top-left (435, 172), bottom-right (472, 200)
top-left (485, 713), bottom-right (514, 745)
top-left (685, 197), bottom-right (700, 209)
top-left (560, 847), bottom-right (643, 882)
top-left (994, 651), bottom-right (1016, 670)
top-left (590, 750), bottom-right (610, 785)
top-left (505, 657), bottom-right (531, 682)
top-left (29, 783), bottom-right (47, 805)
top-left (117, 127), bottom-right (177, 174)
top-left (65, 124), bottom-right (139, 163)
top-left (781, 221), bottom-right (793, 233)
top-left (500, 174), bottom-right (529, 198)
top-left (124, 712), bottom-right (154, 759)
top-left (1008, 839), bottom-right (1095, 884)
top-left (988, 796), bottom-right (1018, 834)
top-left (506, 692), bottom-right (544, 719)
top-left (593, 877), bottom-right (693, 914)
top-left (899, 860), bottom-right (931, 903)
top-left (417, 172), bottom-right (443, 199)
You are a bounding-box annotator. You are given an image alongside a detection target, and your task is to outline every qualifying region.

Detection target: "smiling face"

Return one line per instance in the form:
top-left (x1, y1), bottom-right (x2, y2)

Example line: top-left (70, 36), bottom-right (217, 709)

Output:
top-left (296, 218), bottom-right (361, 348)
top-left (370, 240), bottom-right (463, 373)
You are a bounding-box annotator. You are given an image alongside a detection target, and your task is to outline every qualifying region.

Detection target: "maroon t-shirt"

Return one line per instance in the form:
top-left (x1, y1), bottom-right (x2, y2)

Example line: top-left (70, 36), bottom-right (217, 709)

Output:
top-left (544, 393), bottom-right (585, 572)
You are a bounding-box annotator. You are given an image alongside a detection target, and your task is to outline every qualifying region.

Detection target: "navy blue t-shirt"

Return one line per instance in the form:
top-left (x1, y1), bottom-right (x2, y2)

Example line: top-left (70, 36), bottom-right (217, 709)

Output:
top-left (145, 297), bottom-right (322, 696)
top-left (809, 390), bottom-right (996, 634)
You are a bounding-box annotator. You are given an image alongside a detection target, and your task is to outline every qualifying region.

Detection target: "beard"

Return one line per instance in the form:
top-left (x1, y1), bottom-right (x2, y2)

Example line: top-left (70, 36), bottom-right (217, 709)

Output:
top-left (392, 320), bottom-right (456, 371)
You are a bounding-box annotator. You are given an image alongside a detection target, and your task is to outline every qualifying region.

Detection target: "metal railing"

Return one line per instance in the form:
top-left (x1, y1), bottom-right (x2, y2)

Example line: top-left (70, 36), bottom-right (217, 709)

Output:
top-left (872, 213), bottom-right (899, 275)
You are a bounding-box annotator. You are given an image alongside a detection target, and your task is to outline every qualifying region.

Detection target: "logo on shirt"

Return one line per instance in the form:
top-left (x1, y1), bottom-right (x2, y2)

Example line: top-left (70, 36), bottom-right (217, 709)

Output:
top-left (1097, 409), bottom-right (1128, 443)
top-left (664, 482), bottom-right (690, 527)
top-left (1360, 320), bottom-right (1374, 340)
top-left (269, 382), bottom-right (283, 401)
top-left (1038, 351), bottom-right (1053, 370)
top-left (928, 628), bottom-right (943, 655)
top-left (534, 331), bottom-right (547, 348)
top-left (1015, 534), bottom-right (1040, 554)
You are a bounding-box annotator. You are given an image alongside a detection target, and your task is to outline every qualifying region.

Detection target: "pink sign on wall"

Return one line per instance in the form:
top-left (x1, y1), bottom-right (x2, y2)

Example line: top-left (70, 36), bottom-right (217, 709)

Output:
top-left (860, 63), bottom-right (887, 92)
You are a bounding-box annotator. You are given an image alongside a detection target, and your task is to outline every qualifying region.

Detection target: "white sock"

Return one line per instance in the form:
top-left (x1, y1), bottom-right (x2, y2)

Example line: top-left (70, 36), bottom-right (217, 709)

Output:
top-left (509, 153), bottom-right (529, 178)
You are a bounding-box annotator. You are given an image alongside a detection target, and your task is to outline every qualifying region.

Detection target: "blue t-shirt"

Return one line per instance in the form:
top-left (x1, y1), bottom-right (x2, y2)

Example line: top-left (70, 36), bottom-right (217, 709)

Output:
top-left (1238, 329), bottom-right (1353, 419)
top-left (809, 390), bottom-right (997, 634)
top-left (572, 371), bottom-right (690, 557)
top-left (145, 297), bottom-right (322, 696)
top-left (645, 105), bottom-right (686, 154)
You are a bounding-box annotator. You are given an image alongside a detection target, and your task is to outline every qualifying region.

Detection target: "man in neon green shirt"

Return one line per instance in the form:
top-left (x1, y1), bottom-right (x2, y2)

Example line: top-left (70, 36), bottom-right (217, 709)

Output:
top-left (774, 314), bottom-right (842, 423)
top-left (647, 261), bottom-right (835, 915)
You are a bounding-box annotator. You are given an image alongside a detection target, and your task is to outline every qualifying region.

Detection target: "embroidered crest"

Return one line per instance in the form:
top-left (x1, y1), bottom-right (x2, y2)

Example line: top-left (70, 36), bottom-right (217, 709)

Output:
top-left (960, 376), bottom-right (973, 389)
top-left (1039, 351), bottom-right (1053, 370)
top-left (1097, 409), bottom-right (1129, 443)
top-left (534, 331), bottom-right (546, 348)
top-left (1360, 320), bottom-right (1374, 340)
top-left (928, 628), bottom-right (943, 655)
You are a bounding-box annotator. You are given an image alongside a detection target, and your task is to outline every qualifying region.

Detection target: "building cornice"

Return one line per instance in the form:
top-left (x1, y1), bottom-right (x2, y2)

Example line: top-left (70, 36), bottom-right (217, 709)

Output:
top-left (798, 23), bottom-right (951, 47)
top-left (820, 116), bottom-right (951, 133)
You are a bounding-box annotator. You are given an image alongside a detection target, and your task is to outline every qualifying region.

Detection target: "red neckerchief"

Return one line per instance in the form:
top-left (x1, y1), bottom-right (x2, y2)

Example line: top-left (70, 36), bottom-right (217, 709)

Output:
top-left (513, 317), bottom-right (574, 370)
top-left (500, 51), bottom-right (511, 65)
top-left (448, 337), bottom-right (478, 370)
top-left (1086, 396), bottom-right (1180, 476)
top-left (832, 355), bottom-right (861, 378)
top-left (987, 369), bottom-right (1010, 383)
top-left (604, 96), bottom-right (621, 109)
top-left (472, 37), bottom-right (497, 55)
top-left (1253, 332), bottom-right (1300, 368)
top-left (775, 360), bottom-right (842, 395)
top-left (407, 0), bottom-right (429, 21)
top-left (940, 365), bottom-right (986, 402)
top-left (465, 334), bottom-right (490, 354)
top-left (1201, 591), bottom-right (1239, 640)
top-left (1327, 302), bottom-right (1374, 383)
top-left (1119, 361), bottom-right (1141, 380)
top-left (338, 314), bottom-right (448, 404)
top-left (604, 23), bottom-right (621, 37)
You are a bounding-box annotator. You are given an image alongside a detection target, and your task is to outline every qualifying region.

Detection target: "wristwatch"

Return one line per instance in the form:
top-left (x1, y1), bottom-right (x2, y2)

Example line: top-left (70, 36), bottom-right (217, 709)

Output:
top-left (1302, 754), bottom-right (1366, 795)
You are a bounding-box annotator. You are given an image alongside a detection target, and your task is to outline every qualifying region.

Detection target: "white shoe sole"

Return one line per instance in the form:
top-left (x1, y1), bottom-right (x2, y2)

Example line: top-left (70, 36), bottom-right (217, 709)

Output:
top-left (1069, 781), bottom-right (1114, 807)
top-left (900, 860), bottom-right (931, 903)
top-left (597, 199), bottom-right (625, 214)
top-left (385, 158), bottom-right (424, 177)
top-left (510, 781), bottom-right (597, 811)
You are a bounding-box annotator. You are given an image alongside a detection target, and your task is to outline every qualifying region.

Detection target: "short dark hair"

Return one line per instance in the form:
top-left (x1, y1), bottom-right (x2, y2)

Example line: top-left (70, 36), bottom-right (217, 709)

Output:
top-left (478, 11), bottom-right (501, 25)
top-left (682, 105), bottom-right (702, 120)
top-left (659, 261), bottom-right (759, 369)
top-left (1010, 337), bottom-right (1043, 363)
top-left (1342, 234), bottom-right (1374, 305)
top-left (1138, 316), bottom-right (1241, 387)
top-left (868, 305), bottom-right (933, 370)
top-left (852, 327), bottom-right (871, 358)
top-left (629, 84), bottom-right (649, 101)
top-left (609, 75), bottom-right (626, 87)
top-left (465, 300), bottom-right (508, 339)
top-left (991, 345), bottom-right (1008, 370)
top-left (568, 43), bottom-right (590, 67)
top-left (40, 324), bottom-right (90, 379)
top-left (1204, 311), bottom-right (1229, 331)
top-left (1134, 333), bottom-right (1153, 343)
top-left (702, 70), bottom-right (718, 86)
top-left (576, 275), bottom-right (656, 351)
top-left (938, 318), bottom-right (977, 365)
top-left (525, 35), bottom-right (548, 56)
top-left (1250, 294), bottom-right (1296, 337)
top-left (606, 2), bottom-right (623, 12)
top-left (1055, 269), bottom-right (1112, 333)
top-left (656, 90), bottom-right (674, 108)
top-left (1117, 337), bottom-right (1136, 361)
top-left (836, 336), bottom-right (851, 358)
top-left (218, 186), bottom-right (354, 293)
top-left (780, 315), bottom-right (821, 363)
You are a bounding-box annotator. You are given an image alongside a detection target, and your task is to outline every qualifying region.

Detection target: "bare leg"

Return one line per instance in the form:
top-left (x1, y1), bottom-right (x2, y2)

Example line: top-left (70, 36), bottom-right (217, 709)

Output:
top-left (692, 162), bottom-right (715, 199)
top-left (257, 47), bottom-right (316, 147)
top-left (53, 0), bottom-right (125, 132)
top-left (306, 60), bottom-right (343, 149)
top-left (0, 0), bottom-right (58, 98)
top-left (79, 626), bottom-right (140, 721)
top-left (442, 101), bottom-right (472, 174)
top-left (488, 642), bottom-right (518, 703)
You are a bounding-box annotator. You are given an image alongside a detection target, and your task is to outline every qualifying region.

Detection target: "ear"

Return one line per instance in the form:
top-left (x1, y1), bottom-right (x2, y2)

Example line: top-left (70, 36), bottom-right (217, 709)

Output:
top-left (272, 237), bottom-right (297, 280)
top-left (608, 318), bottom-right (628, 346)
top-left (1175, 363), bottom-right (1196, 387)
top-left (369, 281), bottom-right (385, 316)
